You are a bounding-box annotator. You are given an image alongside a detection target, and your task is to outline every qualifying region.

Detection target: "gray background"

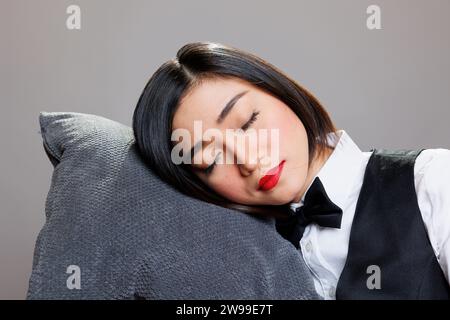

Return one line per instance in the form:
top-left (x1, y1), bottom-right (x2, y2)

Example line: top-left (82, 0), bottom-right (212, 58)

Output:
top-left (1, 0), bottom-right (449, 299)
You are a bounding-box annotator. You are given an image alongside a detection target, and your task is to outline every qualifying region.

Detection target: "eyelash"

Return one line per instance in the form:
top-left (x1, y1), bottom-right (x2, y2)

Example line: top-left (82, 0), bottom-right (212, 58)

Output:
top-left (241, 109), bottom-right (260, 131)
top-left (204, 153), bottom-right (220, 175)
top-left (202, 109), bottom-right (260, 176)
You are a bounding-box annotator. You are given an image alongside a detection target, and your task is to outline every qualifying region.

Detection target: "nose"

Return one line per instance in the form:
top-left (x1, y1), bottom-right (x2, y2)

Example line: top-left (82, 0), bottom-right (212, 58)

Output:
top-left (223, 131), bottom-right (265, 177)
top-left (237, 152), bottom-right (263, 177)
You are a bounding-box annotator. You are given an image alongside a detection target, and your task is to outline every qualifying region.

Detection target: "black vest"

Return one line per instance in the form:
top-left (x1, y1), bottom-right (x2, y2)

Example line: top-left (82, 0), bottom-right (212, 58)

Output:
top-left (335, 148), bottom-right (450, 299)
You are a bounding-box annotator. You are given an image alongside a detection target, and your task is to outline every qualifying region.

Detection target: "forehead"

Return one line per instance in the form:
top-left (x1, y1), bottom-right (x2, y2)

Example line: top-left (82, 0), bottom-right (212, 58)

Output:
top-left (172, 77), bottom-right (255, 130)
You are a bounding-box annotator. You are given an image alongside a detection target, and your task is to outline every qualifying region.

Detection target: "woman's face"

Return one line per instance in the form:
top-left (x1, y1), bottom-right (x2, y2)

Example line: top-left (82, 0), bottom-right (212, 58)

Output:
top-left (172, 77), bottom-right (310, 205)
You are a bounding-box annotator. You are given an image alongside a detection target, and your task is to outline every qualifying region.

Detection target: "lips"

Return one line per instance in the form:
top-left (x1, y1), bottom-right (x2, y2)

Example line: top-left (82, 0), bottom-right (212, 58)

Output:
top-left (258, 160), bottom-right (286, 191)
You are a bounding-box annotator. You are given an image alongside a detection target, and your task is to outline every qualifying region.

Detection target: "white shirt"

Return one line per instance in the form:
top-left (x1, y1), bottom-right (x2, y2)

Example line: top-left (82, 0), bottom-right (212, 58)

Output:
top-left (290, 130), bottom-right (450, 299)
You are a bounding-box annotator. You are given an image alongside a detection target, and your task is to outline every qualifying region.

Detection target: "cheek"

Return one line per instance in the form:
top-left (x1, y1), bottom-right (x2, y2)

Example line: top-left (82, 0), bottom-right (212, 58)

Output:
top-left (214, 184), bottom-right (243, 202)
top-left (272, 106), bottom-right (304, 137)
top-left (262, 106), bottom-right (308, 159)
top-left (208, 170), bottom-right (250, 203)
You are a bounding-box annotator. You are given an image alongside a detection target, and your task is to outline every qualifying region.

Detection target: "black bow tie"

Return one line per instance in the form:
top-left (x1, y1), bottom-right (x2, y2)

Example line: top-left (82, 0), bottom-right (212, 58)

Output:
top-left (275, 177), bottom-right (343, 249)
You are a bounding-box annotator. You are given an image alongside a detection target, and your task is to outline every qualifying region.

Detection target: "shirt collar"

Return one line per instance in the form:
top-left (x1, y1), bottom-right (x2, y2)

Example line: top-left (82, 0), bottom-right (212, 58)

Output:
top-left (290, 130), bottom-right (366, 212)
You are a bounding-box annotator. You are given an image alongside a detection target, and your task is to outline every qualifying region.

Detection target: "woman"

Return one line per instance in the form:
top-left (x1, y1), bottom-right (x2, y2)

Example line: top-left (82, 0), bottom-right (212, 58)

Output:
top-left (132, 41), bottom-right (450, 299)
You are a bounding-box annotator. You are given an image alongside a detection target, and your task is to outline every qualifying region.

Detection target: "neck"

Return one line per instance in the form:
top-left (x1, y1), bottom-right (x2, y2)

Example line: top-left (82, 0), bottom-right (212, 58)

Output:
top-left (292, 145), bottom-right (334, 203)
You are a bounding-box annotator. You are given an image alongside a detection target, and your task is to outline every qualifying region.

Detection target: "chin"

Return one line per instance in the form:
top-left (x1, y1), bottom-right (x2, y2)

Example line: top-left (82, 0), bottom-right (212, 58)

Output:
top-left (279, 180), bottom-right (302, 204)
top-left (271, 197), bottom-right (292, 206)
top-left (263, 187), bottom-right (293, 205)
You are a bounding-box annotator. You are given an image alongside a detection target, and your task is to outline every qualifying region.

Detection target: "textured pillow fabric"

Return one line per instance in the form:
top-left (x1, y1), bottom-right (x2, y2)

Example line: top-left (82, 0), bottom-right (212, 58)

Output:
top-left (27, 111), bottom-right (320, 300)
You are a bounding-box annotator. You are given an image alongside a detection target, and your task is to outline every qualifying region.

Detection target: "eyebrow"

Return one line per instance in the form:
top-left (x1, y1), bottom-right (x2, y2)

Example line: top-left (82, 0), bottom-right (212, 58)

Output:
top-left (216, 90), bottom-right (249, 124)
top-left (188, 90), bottom-right (249, 163)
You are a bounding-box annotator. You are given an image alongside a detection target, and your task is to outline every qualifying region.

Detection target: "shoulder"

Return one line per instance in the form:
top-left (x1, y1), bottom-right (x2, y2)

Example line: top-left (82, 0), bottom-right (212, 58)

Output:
top-left (414, 148), bottom-right (450, 187)
top-left (414, 148), bottom-right (450, 261)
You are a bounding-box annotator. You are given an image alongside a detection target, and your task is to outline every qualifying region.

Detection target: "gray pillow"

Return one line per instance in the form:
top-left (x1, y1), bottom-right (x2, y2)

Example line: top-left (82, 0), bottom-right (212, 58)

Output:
top-left (27, 111), bottom-right (320, 300)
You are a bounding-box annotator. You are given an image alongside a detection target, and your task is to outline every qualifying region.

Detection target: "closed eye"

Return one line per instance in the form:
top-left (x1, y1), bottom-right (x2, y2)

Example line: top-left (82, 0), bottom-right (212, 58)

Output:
top-left (202, 152), bottom-right (221, 176)
top-left (203, 159), bottom-right (216, 175)
top-left (241, 109), bottom-right (260, 131)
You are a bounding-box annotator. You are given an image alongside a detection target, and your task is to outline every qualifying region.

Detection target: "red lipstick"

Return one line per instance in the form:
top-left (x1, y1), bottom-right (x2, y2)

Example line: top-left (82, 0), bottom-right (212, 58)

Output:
top-left (258, 160), bottom-right (286, 191)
